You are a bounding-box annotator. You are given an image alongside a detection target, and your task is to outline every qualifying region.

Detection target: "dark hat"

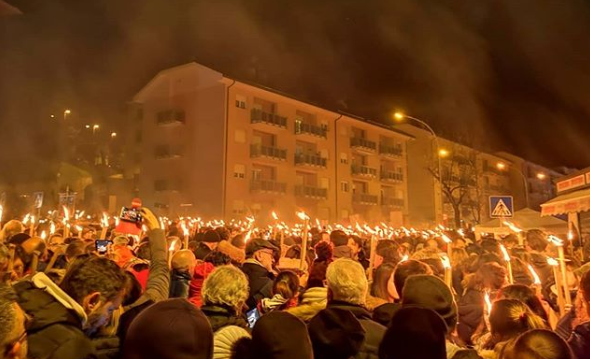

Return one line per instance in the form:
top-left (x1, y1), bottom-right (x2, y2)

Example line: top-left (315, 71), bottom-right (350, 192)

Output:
top-left (379, 306), bottom-right (447, 359)
top-left (8, 233), bottom-right (30, 245)
top-left (203, 230), bottom-right (221, 243)
top-left (401, 274), bottom-right (457, 332)
top-left (251, 311), bottom-right (313, 359)
top-left (245, 238), bottom-right (278, 257)
top-left (123, 298), bottom-right (213, 359)
top-left (308, 308), bottom-right (366, 359)
top-left (215, 227), bottom-right (230, 241)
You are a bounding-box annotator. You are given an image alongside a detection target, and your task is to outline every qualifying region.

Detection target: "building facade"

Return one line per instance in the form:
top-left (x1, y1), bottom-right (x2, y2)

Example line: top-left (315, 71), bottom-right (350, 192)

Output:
top-left (131, 63), bottom-right (411, 224)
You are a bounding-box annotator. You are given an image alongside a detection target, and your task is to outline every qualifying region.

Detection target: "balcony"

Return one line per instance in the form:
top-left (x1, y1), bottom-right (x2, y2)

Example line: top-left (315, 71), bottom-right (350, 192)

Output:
top-left (295, 153), bottom-right (327, 168)
top-left (379, 144), bottom-right (403, 158)
top-left (251, 109), bottom-right (287, 129)
top-left (351, 165), bottom-right (378, 178)
top-left (156, 110), bottom-right (185, 126)
top-left (350, 137), bottom-right (377, 152)
top-left (294, 122), bottom-right (327, 139)
top-left (250, 179), bottom-right (287, 194)
top-left (352, 193), bottom-right (379, 205)
top-left (380, 171), bottom-right (404, 182)
top-left (295, 185), bottom-right (328, 199)
top-left (250, 144), bottom-right (287, 161)
top-left (381, 197), bottom-right (405, 208)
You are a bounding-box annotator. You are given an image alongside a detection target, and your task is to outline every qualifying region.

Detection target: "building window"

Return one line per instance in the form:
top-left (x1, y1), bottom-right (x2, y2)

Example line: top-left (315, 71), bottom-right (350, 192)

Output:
top-left (340, 181), bottom-right (349, 192)
top-left (340, 153), bottom-right (348, 164)
top-left (234, 164), bottom-right (246, 179)
top-left (235, 95), bottom-right (247, 109)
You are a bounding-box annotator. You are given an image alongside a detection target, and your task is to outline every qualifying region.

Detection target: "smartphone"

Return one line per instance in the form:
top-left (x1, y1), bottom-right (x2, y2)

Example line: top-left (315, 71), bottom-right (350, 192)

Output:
top-left (120, 207), bottom-right (142, 224)
top-left (95, 240), bottom-right (112, 254)
top-left (246, 308), bottom-right (261, 328)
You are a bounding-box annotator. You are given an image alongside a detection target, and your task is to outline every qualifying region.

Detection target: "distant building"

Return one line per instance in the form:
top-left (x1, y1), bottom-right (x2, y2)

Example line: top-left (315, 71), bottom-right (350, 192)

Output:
top-left (130, 63), bottom-right (412, 224)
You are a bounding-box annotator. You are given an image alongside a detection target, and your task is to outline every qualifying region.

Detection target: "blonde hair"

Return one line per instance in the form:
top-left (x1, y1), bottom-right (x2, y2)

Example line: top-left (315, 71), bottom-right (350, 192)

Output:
top-left (326, 258), bottom-right (368, 305)
top-left (486, 299), bottom-right (547, 350)
top-left (202, 265), bottom-right (249, 311)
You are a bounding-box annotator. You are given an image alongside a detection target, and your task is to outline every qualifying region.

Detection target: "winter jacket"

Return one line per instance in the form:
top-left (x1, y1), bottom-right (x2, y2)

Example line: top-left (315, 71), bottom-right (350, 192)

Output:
top-left (457, 288), bottom-right (485, 345)
top-left (201, 304), bottom-right (250, 332)
top-left (169, 269), bottom-right (191, 298)
top-left (287, 287), bottom-right (328, 323)
top-left (372, 302), bottom-right (401, 327)
top-left (241, 259), bottom-right (274, 309)
top-left (333, 245), bottom-right (353, 259)
top-left (324, 301), bottom-right (386, 359)
top-left (195, 242), bottom-right (213, 260)
top-left (568, 321), bottom-right (590, 359)
top-left (92, 335), bottom-right (120, 359)
top-left (14, 272), bottom-right (96, 359)
top-left (188, 262), bottom-right (216, 307)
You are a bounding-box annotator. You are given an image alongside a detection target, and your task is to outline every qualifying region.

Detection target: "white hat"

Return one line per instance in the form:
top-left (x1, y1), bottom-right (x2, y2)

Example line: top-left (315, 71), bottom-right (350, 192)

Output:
top-left (213, 325), bottom-right (251, 359)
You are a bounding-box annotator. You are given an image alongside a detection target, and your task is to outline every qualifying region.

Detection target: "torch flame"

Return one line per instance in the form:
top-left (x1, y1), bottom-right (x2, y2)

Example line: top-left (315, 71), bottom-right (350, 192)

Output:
top-left (40, 230), bottom-right (47, 240)
top-left (548, 235), bottom-right (563, 247)
top-left (400, 254), bottom-right (409, 262)
top-left (457, 229), bottom-right (465, 237)
top-left (0, 205), bottom-right (3, 223)
top-left (528, 264), bottom-right (541, 285)
top-left (271, 211), bottom-right (278, 221)
top-left (23, 213), bottom-right (30, 225)
top-left (62, 206), bottom-right (70, 221)
top-left (440, 255), bottom-right (451, 269)
top-left (101, 213), bottom-right (109, 228)
top-left (441, 234), bottom-right (452, 244)
top-left (50, 222), bottom-right (56, 235)
top-left (484, 292), bottom-right (492, 316)
top-left (499, 244), bottom-right (511, 262)
top-left (547, 257), bottom-right (559, 266)
top-left (296, 211), bottom-right (310, 221)
top-left (504, 221), bottom-right (522, 233)
top-left (568, 230), bottom-right (574, 241)
top-left (74, 225), bottom-right (83, 232)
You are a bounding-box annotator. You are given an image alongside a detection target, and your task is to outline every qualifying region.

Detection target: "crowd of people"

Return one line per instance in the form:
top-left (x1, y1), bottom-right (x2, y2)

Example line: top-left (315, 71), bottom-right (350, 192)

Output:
top-left (0, 206), bottom-right (589, 359)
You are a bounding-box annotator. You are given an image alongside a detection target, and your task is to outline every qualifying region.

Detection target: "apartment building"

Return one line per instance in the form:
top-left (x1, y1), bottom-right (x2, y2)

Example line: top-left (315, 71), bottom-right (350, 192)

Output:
top-left (130, 62), bottom-right (411, 224)
top-left (398, 124), bottom-right (512, 227)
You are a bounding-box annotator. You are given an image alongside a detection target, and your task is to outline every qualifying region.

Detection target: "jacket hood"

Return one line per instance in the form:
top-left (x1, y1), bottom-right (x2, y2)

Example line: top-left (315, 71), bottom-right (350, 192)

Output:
top-left (332, 245), bottom-right (353, 259)
top-left (300, 287), bottom-right (328, 305)
top-left (327, 301), bottom-right (372, 321)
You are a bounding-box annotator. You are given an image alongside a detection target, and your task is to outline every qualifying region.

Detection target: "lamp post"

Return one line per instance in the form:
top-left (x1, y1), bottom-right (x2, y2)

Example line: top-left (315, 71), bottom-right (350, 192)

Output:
top-left (496, 162), bottom-right (545, 209)
top-left (92, 124), bottom-right (100, 135)
top-left (64, 109), bottom-right (71, 120)
top-left (394, 112), bottom-right (445, 222)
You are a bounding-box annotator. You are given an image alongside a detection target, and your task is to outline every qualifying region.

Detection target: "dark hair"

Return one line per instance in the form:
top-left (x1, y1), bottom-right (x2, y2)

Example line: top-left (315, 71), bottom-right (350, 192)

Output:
top-left (65, 240), bottom-right (87, 261)
top-left (503, 329), bottom-right (573, 359)
top-left (203, 251), bottom-right (231, 266)
top-left (60, 256), bottom-right (127, 303)
top-left (465, 262), bottom-right (506, 291)
top-left (314, 241), bottom-right (333, 263)
top-left (123, 271), bottom-right (142, 306)
top-left (371, 263), bottom-right (396, 301)
top-left (526, 230), bottom-right (548, 252)
top-left (307, 261), bottom-right (329, 289)
top-left (272, 271), bottom-right (299, 308)
top-left (136, 239), bottom-right (151, 260)
top-left (393, 260), bottom-right (432, 298)
top-left (498, 285), bottom-right (549, 323)
top-left (376, 240), bottom-right (400, 265)
top-left (330, 230), bottom-right (349, 247)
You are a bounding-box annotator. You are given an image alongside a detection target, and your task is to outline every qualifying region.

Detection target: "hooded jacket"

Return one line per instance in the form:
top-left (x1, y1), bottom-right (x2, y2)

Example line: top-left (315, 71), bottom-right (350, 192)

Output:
top-left (189, 262), bottom-right (216, 307)
top-left (14, 272), bottom-right (95, 359)
top-left (201, 304), bottom-right (250, 332)
top-left (324, 301), bottom-right (386, 359)
top-left (287, 287), bottom-right (328, 323)
top-left (250, 311), bottom-right (313, 359)
top-left (241, 259), bottom-right (274, 309)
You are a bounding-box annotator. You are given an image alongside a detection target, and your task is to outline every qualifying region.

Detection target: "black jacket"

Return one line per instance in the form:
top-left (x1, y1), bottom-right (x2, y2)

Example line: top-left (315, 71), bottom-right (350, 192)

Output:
top-left (325, 301), bottom-right (386, 359)
top-left (457, 288), bottom-right (484, 345)
top-left (568, 322), bottom-right (590, 359)
top-left (200, 304), bottom-right (249, 332)
top-left (169, 270), bottom-right (191, 299)
top-left (241, 260), bottom-right (274, 309)
top-left (14, 274), bottom-right (96, 359)
top-left (195, 242), bottom-right (212, 260)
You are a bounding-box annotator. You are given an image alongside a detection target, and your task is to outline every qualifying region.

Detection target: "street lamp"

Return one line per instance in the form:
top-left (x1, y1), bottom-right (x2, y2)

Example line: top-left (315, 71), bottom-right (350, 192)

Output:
top-left (394, 111), bottom-right (445, 221)
top-left (92, 124), bottom-right (100, 135)
top-left (536, 173), bottom-right (547, 180)
top-left (496, 162), bottom-right (529, 209)
top-left (110, 132), bottom-right (117, 138)
top-left (64, 109), bottom-right (71, 120)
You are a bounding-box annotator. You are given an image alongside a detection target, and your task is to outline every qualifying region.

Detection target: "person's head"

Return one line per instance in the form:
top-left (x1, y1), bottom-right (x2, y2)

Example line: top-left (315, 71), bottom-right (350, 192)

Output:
top-left (202, 230), bottom-right (221, 249)
top-left (497, 284), bottom-right (548, 324)
top-left (314, 241), bottom-right (333, 263)
top-left (489, 299), bottom-right (546, 345)
top-left (374, 240), bottom-right (400, 268)
top-left (65, 240), bottom-right (87, 262)
top-left (272, 271), bottom-right (300, 302)
top-left (246, 239), bottom-right (277, 271)
top-left (59, 256), bottom-right (127, 334)
top-left (348, 235), bottom-right (362, 257)
top-left (379, 307), bottom-right (447, 359)
top-left (135, 239), bottom-right (151, 260)
top-left (82, 228), bottom-right (96, 241)
top-left (123, 299), bottom-right (213, 359)
top-left (502, 329), bottom-right (573, 359)
top-left (401, 274), bottom-right (458, 333)
top-left (580, 269), bottom-right (590, 316)
top-left (171, 250), bottom-right (196, 275)
top-left (48, 235), bottom-right (65, 252)
top-left (250, 311), bottom-right (313, 359)
top-left (426, 238), bottom-right (439, 249)
top-left (308, 308), bottom-right (365, 359)
top-left (393, 260), bottom-right (432, 299)
top-left (201, 265), bottom-right (249, 314)
top-left (0, 221), bottom-right (24, 243)
top-left (467, 262), bottom-right (507, 291)
top-left (203, 250), bottom-right (232, 266)
top-left (450, 248), bottom-right (469, 268)
top-left (0, 285), bottom-right (27, 359)
top-left (329, 230), bottom-right (349, 247)
top-left (307, 260), bottom-right (330, 289)
top-left (326, 258), bottom-right (368, 305)
top-left (526, 230), bottom-right (548, 252)
top-left (371, 263), bottom-right (396, 302)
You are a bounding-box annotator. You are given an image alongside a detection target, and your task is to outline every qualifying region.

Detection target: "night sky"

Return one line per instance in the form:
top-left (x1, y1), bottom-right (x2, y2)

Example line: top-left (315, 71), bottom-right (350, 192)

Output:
top-left (1, 0), bottom-right (590, 180)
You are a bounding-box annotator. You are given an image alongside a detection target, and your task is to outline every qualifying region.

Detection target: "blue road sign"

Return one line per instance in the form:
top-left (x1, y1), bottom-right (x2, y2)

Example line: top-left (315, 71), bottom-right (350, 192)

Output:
top-left (489, 196), bottom-right (514, 218)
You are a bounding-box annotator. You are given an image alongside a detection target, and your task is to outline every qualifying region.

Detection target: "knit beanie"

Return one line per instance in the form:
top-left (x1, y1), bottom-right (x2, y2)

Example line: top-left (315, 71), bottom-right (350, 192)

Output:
top-left (402, 274), bottom-right (458, 332)
top-left (213, 325), bottom-right (250, 359)
top-left (123, 298), bottom-right (213, 359)
top-left (308, 308), bottom-right (366, 359)
top-left (379, 306), bottom-right (447, 359)
top-left (251, 311), bottom-right (313, 359)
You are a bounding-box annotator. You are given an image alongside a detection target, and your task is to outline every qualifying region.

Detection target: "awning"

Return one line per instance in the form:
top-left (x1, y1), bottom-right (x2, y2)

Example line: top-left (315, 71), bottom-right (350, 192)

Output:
top-left (541, 187), bottom-right (590, 216)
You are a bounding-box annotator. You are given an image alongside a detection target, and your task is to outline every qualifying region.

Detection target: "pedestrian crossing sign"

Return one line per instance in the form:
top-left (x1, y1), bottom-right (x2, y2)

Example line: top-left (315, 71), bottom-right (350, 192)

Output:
top-left (489, 196), bottom-right (514, 218)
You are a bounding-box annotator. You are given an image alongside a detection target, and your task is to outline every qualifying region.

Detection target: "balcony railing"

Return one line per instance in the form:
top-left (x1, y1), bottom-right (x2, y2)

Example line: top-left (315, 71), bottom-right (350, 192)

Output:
top-left (379, 144), bottom-right (403, 158)
top-left (156, 110), bottom-right (185, 126)
top-left (380, 171), bottom-right (404, 182)
top-left (294, 122), bottom-right (327, 138)
top-left (250, 144), bottom-right (287, 161)
top-left (295, 153), bottom-right (327, 168)
top-left (351, 165), bottom-right (378, 177)
top-left (250, 179), bottom-right (287, 194)
top-left (295, 185), bottom-right (328, 199)
top-left (352, 193), bottom-right (379, 205)
top-left (251, 109), bottom-right (287, 128)
top-left (381, 197), bottom-right (405, 208)
top-left (350, 137), bottom-right (377, 151)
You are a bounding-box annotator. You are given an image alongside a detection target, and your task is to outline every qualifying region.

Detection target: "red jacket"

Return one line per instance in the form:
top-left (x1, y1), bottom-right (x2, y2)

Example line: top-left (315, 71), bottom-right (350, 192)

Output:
top-left (188, 262), bottom-right (215, 307)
